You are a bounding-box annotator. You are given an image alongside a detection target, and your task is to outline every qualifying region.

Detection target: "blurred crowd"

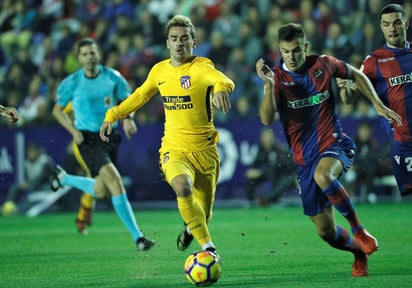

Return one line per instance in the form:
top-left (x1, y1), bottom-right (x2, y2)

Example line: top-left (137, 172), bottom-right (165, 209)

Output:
top-left (1, 0), bottom-right (411, 127)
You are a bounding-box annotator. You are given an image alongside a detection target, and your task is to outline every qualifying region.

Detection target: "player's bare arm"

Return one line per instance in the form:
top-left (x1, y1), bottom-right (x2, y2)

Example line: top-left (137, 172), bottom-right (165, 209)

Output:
top-left (122, 117), bottom-right (138, 139)
top-left (0, 105), bottom-right (19, 122)
top-left (99, 121), bottom-right (113, 142)
top-left (256, 58), bottom-right (277, 125)
top-left (52, 103), bottom-right (84, 144)
top-left (348, 65), bottom-right (402, 126)
top-left (213, 91), bottom-right (231, 113)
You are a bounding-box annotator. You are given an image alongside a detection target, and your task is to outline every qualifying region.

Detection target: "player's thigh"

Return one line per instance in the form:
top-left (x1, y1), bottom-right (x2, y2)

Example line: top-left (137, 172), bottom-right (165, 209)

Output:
top-left (314, 157), bottom-right (343, 189)
top-left (93, 174), bottom-right (111, 198)
top-left (160, 150), bottom-right (195, 190)
top-left (97, 163), bottom-right (124, 196)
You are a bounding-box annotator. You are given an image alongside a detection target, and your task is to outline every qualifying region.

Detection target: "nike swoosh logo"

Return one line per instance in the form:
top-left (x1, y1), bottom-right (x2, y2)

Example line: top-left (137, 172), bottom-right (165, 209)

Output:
top-left (158, 81), bottom-right (166, 85)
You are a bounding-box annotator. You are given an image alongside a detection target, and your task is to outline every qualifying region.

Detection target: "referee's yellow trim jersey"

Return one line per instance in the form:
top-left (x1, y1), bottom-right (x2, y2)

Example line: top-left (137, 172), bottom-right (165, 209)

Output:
top-left (105, 56), bottom-right (235, 152)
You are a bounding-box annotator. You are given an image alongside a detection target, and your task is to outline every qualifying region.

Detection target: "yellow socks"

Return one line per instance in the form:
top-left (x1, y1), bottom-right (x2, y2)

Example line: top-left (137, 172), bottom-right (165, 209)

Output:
top-left (177, 194), bottom-right (211, 245)
top-left (77, 193), bottom-right (94, 222)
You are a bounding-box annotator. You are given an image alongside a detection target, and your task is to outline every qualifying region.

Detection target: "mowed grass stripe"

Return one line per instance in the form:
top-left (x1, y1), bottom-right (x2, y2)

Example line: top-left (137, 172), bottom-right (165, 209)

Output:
top-left (1, 203), bottom-right (411, 287)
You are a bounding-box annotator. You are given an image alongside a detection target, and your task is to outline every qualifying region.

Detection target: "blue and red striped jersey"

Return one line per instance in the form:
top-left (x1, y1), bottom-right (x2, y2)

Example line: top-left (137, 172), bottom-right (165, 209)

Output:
top-left (273, 54), bottom-right (350, 165)
top-left (361, 42), bottom-right (412, 142)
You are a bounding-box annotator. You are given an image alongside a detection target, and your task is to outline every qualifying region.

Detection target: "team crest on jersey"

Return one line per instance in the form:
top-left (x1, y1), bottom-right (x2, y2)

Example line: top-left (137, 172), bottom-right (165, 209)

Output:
top-left (163, 152), bottom-right (169, 164)
top-left (180, 76), bottom-right (191, 90)
top-left (313, 69), bottom-right (324, 80)
top-left (104, 96), bottom-right (112, 106)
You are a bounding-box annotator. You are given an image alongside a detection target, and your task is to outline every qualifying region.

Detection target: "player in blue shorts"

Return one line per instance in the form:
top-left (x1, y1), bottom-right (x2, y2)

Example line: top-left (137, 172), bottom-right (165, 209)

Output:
top-left (49, 38), bottom-right (154, 251)
top-left (338, 3), bottom-right (411, 197)
top-left (256, 23), bottom-right (401, 277)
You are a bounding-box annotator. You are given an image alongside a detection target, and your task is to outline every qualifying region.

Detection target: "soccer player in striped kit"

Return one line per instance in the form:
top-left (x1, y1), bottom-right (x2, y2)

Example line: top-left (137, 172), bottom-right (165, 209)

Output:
top-left (100, 15), bottom-right (234, 258)
top-left (339, 3), bottom-right (412, 197)
top-left (256, 23), bottom-right (401, 277)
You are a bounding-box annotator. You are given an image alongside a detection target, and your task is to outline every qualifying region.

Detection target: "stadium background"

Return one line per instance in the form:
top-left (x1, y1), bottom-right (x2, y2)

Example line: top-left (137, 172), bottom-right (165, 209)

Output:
top-left (1, 0), bottom-right (410, 210)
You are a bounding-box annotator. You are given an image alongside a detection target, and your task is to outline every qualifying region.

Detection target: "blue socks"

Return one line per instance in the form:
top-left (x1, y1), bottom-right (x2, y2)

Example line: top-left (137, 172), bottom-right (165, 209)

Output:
top-left (323, 179), bottom-right (363, 232)
top-left (61, 174), bottom-right (96, 197)
top-left (112, 194), bottom-right (142, 242)
top-left (61, 173), bottom-right (142, 242)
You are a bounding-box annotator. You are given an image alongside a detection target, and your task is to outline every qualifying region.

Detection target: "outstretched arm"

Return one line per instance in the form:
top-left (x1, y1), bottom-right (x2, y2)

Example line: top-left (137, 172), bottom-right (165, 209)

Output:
top-left (213, 91), bottom-right (231, 113)
top-left (206, 67), bottom-right (234, 114)
top-left (100, 71), bottom-right (160, 142)
top-left (100, 95), bottom-right (144, 142)
top-left (0, 105), bottom-right (19, 122)
top-left (256, 58), bottom-right (276, 125)
top-left (347, 64), bottom-right (402, 126)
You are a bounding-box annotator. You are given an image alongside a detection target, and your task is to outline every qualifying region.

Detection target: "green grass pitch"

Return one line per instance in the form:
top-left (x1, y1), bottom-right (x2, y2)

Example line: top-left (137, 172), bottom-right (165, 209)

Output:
top-left (1, 202), bottom-right (411, 287)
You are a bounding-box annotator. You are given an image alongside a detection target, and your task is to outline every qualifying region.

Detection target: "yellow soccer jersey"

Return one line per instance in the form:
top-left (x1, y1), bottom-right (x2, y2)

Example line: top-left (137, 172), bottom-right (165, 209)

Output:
top-left (105, 56), bottom-right (235, 152)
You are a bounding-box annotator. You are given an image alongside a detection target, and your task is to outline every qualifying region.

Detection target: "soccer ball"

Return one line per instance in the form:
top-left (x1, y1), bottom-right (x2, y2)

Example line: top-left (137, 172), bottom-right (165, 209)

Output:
top-left (1, 201), bottom-right (18, 216)
top-left (184, 250), bottom-right (222, 286)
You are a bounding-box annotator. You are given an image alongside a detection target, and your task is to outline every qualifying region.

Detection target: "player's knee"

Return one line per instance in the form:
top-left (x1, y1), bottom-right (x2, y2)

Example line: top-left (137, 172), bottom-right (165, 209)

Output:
top-left (171, 175), bottom-right (193, 197)
top-left (313, 170), bottom-right (335, 189)
top-left (317, 226), bottom-right (336, 242)
top-left (94, 187), bottom-right (109, 199)
top-left (174, 184), bottom-right (192, 197)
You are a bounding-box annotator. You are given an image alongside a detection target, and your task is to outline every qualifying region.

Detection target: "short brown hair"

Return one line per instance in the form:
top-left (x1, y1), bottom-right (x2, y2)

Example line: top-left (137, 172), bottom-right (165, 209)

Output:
top-left (380, 4), bottom-right (405, 19)
top-left (165, 15), bottom-right (195, 39)
top-left (278, 23), bottom-right (306, 42)
top-left (76, 37), bottom-right (97, 54)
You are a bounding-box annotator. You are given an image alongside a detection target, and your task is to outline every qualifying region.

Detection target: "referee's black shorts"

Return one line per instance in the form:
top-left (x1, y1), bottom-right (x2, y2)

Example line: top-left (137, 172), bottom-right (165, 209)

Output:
top-left (77, 130), bottom-right (121, 177)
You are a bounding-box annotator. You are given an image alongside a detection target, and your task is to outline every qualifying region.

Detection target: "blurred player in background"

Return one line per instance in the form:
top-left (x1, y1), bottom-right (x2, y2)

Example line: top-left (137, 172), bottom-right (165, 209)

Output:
top-left (1, 142), bottom-right (54, 216)
top-left (50, 37), bottom-right (154, 251)
top-left (256, 23), bottom-right (401, 277)
top-left (338, 3), bottom-right (412, 197)
top-left (0, 104), bottom-right (19, 122)
top-left (244, 127), bottom-right (295, 206)
top-left (100, 15), bottom-right (234, 257)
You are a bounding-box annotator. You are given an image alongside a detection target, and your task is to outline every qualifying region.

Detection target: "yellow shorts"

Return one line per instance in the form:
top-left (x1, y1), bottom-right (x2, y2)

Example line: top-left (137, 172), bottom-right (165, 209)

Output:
top-left (159, 146), bottom-right (220, 216)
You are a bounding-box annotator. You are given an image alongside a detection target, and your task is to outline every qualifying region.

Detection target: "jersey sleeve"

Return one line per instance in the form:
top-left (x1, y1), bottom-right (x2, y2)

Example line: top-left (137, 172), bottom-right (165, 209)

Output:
top-left (320, 55), bottom-right (349, 78)
top-left (199, 60), bottom-right (235, 93)
top-left (360, 55), bottom-right (377, 81)
top-left (55, 76), bottom-right (74, 107)
top-left (111, 69), bottom-right (131, 102)
top-left (104, 66), bottom-right (159, 122)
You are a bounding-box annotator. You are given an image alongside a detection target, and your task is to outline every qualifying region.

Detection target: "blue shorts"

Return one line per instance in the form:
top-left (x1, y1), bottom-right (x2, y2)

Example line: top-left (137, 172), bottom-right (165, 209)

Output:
top-left (390, 140), bottom-right (412, 195)
top-left (296, 134), bottom-right (355, 216)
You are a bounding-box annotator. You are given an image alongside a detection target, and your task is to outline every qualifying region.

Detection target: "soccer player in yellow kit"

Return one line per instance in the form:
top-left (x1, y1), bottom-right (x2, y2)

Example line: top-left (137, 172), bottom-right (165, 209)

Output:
top-left (100, 15), bottom-right (234, 256)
